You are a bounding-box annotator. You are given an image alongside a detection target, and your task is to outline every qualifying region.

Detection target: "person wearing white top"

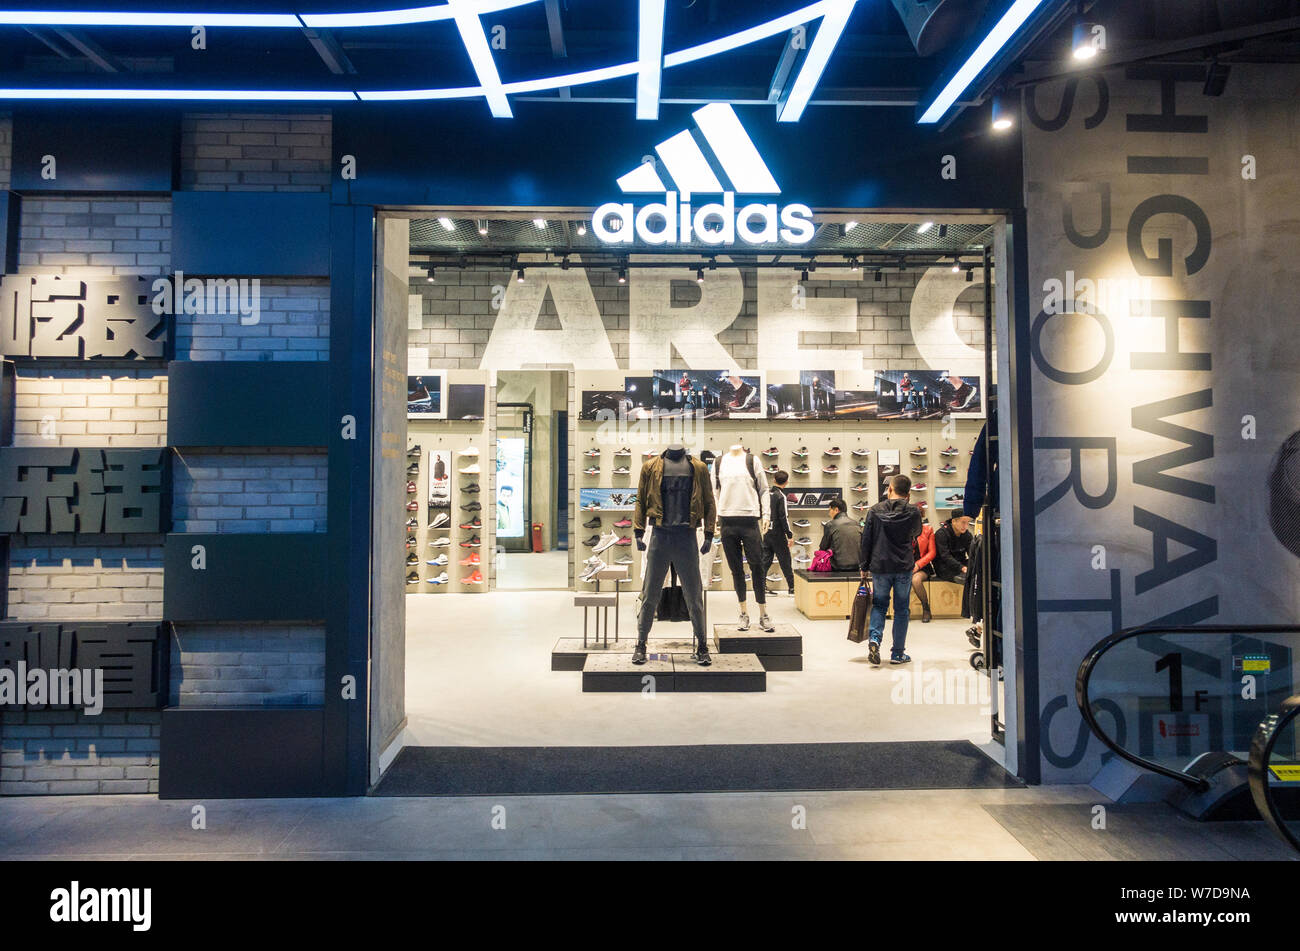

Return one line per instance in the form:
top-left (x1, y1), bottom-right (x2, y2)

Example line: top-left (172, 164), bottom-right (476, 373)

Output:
top-left (714, 445), bottom-right (773, 631)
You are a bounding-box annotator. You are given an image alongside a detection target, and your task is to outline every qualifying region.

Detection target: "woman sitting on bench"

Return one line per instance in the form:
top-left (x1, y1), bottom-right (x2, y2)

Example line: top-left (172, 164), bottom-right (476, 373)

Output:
top-left (911, 520), bottom-right (936, 623)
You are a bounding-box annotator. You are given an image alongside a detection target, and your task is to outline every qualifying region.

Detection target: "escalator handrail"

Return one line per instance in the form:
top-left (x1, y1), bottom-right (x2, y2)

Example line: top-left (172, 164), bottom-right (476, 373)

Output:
top-left (1076, 623), bottom-right (1300, 793)
top-left (1248, 693), bottom-right (1300, 854)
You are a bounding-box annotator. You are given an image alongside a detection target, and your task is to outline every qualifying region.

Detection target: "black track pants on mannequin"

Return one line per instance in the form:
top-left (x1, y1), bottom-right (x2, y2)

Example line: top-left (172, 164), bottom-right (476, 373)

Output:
top-left (720, 516), bottom-right (766, 605)
top-left (637, 525), bottom-right (707, 648)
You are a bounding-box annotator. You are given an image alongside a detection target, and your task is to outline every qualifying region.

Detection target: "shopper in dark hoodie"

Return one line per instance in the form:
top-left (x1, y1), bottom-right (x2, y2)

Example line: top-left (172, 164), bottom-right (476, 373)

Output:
top-left (859, 473), bottom-right (924, 667)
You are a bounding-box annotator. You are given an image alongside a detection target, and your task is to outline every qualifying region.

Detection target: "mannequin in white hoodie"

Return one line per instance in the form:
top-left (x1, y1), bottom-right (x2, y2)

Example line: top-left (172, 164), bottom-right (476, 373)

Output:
top-left (714, 444), bottom-right (774, 631)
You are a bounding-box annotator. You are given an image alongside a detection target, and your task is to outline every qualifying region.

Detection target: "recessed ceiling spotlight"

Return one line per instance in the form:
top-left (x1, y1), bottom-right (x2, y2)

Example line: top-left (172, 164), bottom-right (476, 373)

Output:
top-left (617, 266), bottom-right (627, 284)
top-left (874, 269), bottom-right (884, 283)
top-left (695, 267), bottom-right (704, 283)
top-left (965, 267), bottom-right (975, 283)
top-left (516, 268), bottom-right (526, 283)
top-left (951, 260), bottom-right (961, 273)
top-left (1072, 19), bottom-right (1101, 60)
top-left (991, 91), bottom-right (1015, 131)
top-left (576, 223), bottom-right (587, 236)
top-left (917, 221), bottom-right (934, 234)
top-left (438, 217), bottom-right (454, 231)
top-left (849, 257), bottom-right (860, 273)
top-left (533, 218), bottom-right (546, 229)
top-left (476, 219), bottom-right (488, 235)
top-left (800, 269), bottom-right (809, 283)
top-left (938, 224), bottom-right (948, 238)
top-left (426, 267), bottom-right (436, 283)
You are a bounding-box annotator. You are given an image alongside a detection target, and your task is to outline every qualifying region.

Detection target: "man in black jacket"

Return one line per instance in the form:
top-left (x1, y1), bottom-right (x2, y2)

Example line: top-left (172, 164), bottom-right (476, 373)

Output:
top-left (933, 514), bottom-right (972, 581)
top-left (858, 474), bottom-right (924, 667)
top-left (761, 470), bottom-right (795, 593)
top-left (818, 498), bottom-right (860, 571)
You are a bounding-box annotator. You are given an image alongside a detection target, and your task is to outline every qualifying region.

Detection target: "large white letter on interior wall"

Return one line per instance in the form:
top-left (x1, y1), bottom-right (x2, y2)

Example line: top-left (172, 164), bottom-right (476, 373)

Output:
top-left (756, 269), bottom-right (863, 370)
top-left (628, 267), bottom-right (743, 368)
top-left (909, 266), bottom-right (990, 378)
top-left (480, 268), bottom-right (618, 369)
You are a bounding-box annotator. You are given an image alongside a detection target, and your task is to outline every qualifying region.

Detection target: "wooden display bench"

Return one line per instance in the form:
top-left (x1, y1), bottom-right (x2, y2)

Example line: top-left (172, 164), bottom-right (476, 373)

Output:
top-left (794, 569), bottom-right (967, 621)
top-left (793, 568), bottom-right (861, 620)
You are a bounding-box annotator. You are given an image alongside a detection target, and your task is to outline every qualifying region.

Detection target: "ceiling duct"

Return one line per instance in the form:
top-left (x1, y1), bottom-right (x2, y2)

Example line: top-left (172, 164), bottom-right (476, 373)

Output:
top-left (889, 0), bottom-right (990, 57)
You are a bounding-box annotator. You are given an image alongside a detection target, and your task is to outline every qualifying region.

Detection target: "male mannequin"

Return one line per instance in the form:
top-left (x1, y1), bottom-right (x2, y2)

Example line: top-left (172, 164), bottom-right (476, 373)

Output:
top-left (714, 443), bottom-right (774, 632)
top-left (633, 444), bottom-right (717, 665)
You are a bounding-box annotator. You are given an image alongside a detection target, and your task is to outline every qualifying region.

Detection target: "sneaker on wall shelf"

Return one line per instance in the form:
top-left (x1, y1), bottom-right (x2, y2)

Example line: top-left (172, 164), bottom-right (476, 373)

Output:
top-left (427, 554), bottom-right (448, 566)
top-left (851, 465), bottom-right (870, 475)
top-left (461, 482), bottom-right (481, 494)
top-left (911, 464), bottom-right (928, 474)
top-left (461, 569), bottom-right (484, 585)
top-left (459, 552), bottom-right (480, 566)
top-left (583, 448), bottom-right (601, 457)
top-left (940, 446), bottom-right (959, 456)
top-left (792, 464), bottom-right (811, 475)
top-left (430, 537), bottom-right (451, 548)
top-left (938, 464), bottom-right (958, 475)
top-left (909, 447), bottom-right (927, 455)
top-left (459, 463), bottom-right (481, 474)
top-left (851, 447), bottom-right (871, 457)
top-left (614, 447), bottom-right (631, 456)
top-left (459, 447), bottom-right (479, 457)
top-left (460, 535), bottom-right (482, 548)
top-left (612, 466), bottom-right (631, 475)
top-left (583, 466), bottom-right (600, 475)
top-left (583, 516), bottom-right (602, 529)
top-left (613, 518), bottom-right (632, 528)
top-left (824, 447), bottom-right (841, 456)
top-left (405, 571), bottom-right (420, 585)
top-left (911, 483), bottom-right (927, 492)
top-left (426, 571), bottom-right (450, 585)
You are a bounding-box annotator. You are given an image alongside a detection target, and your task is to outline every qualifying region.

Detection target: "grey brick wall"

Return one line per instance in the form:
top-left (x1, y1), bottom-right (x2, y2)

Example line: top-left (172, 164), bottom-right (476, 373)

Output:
top-left (18, 197), bottom-right (171, 279)
top-left (172, 449), bottom-right (328, 533)
top-left (410, 266), bottom-right (990, 371)
top-left (172, 278), bottom-right (330, 361)
top-left (7, 535), bottom-right (164, 621)
top-left (1, 710), bottom-right (161, 794)
top-left (12, 368), bottom-right (167, 448)
top-left (180, 113), bottom-right (332, 192)
top-left (170, 623), bottom-right (326, 707)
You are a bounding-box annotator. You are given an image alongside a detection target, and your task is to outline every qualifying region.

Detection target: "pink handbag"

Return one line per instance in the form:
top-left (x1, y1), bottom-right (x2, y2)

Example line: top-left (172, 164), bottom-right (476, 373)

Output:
top-left (809, 549), bottom-right (834, 572)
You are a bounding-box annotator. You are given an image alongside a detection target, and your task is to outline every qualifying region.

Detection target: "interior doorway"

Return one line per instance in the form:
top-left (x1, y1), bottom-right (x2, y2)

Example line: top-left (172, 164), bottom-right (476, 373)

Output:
top-left (494, 369), bottom-right (570, 590)
top-left (381, 208), bottom-right (1020, 790)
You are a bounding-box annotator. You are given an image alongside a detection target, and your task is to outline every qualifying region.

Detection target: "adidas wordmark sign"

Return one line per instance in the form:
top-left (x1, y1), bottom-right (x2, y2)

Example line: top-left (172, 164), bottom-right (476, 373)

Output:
top-left (593, 103), bottom-right (814, 247)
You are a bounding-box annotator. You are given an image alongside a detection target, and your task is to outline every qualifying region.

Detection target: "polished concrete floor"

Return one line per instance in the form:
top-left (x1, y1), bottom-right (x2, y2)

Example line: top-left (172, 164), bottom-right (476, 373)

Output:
top-left (1, 785), bottom-right (1292, 860)
top-left (400, 588), bottom-right (996, 750)
top-left (493, 550), bottom-right (569, 590)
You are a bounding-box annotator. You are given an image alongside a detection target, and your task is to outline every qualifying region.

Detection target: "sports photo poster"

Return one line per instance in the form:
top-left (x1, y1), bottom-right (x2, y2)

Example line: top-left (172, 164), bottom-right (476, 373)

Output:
top-left (407, 372), bottom-right (446, 419)
top-left (648, 369), bottom-right (765, 420)
top-left (428, 448), bottom-right (452, 511)
top-left (875, 369), bottom-right (984, 420)
top-left (579, 487), bottom-right (639, 512)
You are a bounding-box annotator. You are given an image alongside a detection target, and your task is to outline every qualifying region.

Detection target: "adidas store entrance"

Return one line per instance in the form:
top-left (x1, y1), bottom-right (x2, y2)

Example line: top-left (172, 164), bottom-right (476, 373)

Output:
top-left (351, 100), bottom-right (1029, 793)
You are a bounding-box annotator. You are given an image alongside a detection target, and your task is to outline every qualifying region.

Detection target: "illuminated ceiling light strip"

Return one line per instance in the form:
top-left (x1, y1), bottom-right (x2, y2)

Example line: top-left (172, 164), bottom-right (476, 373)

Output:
top-left (918, 0), bottom-right (1047, 125)
top-left (654, 129), bottom-right (724, 193)
top-left (502, 61), bottom-right (637, 94)
top-left (0, 3), bottom-right (856, 110)
top-left (0, 10), bottom-right (300, 26)
top-left (777, 0), bottom-right (855, 123)
top-left (692, 102), bottom-right (779, 193)
top-left (448, 0), bottom-right (512, 118)
top-left (635, 0), bottom-right (666, 121)
top-left (0, 87), bottom-right (356, 100)
top-left (303, 0), bottom-right (540, 28)
top-left (0, 1), bottom-right (543, 28)
top-left (663, 0), bottom-right (835, 68)
top-left (356, 85), bottom-right (482, 100)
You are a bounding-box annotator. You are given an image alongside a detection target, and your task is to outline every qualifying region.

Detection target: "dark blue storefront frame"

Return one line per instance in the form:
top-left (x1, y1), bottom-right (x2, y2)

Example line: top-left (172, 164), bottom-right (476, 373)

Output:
top-left (1, 100), bottom-right (1039, 795)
